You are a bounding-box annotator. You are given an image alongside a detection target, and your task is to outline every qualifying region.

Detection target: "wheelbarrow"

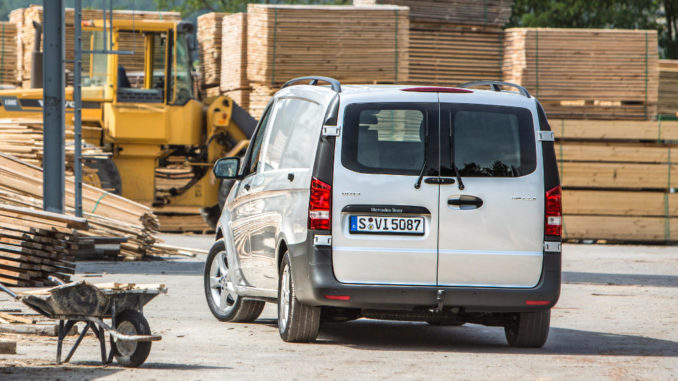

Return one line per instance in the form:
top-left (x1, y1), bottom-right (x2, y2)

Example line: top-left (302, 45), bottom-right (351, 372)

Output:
top-left (0, 278), bottom-right (167, 367)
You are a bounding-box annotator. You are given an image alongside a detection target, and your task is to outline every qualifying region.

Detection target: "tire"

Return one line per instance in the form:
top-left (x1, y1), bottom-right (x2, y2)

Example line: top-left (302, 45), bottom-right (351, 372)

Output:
top-left (504, 309), bottom-right (551, 348)
top-left (201, 204), bottom-right (221, 230)
top-left (110, 309), bottom-right (152, 368)
top-left (218, 179), bottom-right (236, 210)
top-left (278, 252), bottom-right (320, 343)
top-left (203, 240), bottom-right (265, 322)
top-left (83, 158), bottom-right (122, 195)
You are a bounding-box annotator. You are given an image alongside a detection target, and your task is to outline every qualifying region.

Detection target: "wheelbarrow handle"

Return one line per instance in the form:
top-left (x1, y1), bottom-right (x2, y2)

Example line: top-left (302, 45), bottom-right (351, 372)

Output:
top-left (0, 282), bottom-right (17, 299)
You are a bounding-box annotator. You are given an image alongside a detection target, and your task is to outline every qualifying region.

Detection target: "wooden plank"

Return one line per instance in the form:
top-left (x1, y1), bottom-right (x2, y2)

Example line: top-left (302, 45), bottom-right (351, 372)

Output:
top-left (0, 204), bottom-right (88, 229)
top-left (563, 215), bottom-right (678, 241)
top-left (551, 119), bottom-right (678, 141)
top-left (556, 142), bottom-right (678, 163)
top-left (560, 162), bottom-right (678, 189)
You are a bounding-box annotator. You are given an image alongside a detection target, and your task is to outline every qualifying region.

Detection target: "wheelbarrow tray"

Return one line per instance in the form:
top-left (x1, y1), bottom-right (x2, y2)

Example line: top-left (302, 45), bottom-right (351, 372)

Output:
top-left (16, 281), bottom-right (165, 319)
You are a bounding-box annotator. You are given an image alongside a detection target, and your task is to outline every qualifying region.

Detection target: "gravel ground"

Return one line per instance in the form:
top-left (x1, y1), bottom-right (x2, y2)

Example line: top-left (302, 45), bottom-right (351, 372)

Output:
top-left (0, 235), bottom-right (676, 380)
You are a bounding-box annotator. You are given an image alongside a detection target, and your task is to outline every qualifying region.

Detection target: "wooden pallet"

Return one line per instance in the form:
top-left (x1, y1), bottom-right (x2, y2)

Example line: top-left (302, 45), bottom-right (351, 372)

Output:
top-left (658, 59), bottom-right (678, 116)
top-left (198, 12), bottom-right (229, 88)
top-left (504, 28), bottom-right (659, 120)
top-left (353, 0), bottom-right (514, 26)
top-left (247, 4), bottom-right (409, 87)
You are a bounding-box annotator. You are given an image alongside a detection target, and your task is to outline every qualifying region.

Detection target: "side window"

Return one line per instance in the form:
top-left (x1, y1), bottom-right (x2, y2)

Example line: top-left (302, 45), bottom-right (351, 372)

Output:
top-left (245, 104), bottom-right (274, 176)
top-left (261, 98), bottom-right (323, 171)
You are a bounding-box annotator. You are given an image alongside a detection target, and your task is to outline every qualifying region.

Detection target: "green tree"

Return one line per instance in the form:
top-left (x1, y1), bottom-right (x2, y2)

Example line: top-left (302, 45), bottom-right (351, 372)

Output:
top-left (509, 0), bottom-right (678, 59)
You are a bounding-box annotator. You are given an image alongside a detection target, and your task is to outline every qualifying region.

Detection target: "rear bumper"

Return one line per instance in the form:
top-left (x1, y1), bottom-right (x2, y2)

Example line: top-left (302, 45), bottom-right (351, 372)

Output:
top-left (289, 233), bottom-right (561, 313)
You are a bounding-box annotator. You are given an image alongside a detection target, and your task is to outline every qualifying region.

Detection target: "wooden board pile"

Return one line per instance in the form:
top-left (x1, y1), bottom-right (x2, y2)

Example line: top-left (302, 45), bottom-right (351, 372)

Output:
top-left (658, 60), bottom-right (678, 116)
top-left (552, 118), bottom-right (678, 242)
top-left (0, 22), bottom-right (18, 86)
top-left (0, 119), bottom-right (107, 175)
top-left (0, 152), bottom-right (160, 261)
top-left (353, 0), bottom-right (513, 25)
top-left (0, 203), bottom-right (84, 286)
top-left (9, 6), bottom-right (180, 86)
top-left (354, 0), bottom-right (511, 88)
top-left (503, 28), bottom-right (659, 120)
top-left (247, 4), bottom-right (409, 87)
top-left (219, 13), bottom-right (249, 110)
top-left (408, 22), bottom-right (503, 86)
top-left (197, 12), bottom-right (229, 89)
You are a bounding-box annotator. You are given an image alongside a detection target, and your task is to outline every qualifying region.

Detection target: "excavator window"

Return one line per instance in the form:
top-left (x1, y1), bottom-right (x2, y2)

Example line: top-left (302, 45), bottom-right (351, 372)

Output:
top-left (167, 32), bottom-right (194, 106)
top-left (115, 30), bottom-right (165, 103)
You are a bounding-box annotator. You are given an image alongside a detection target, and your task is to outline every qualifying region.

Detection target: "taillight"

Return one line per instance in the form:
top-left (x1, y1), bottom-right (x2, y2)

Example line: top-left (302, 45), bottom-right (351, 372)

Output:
top-left (545, 185), bottom-right (562, 236)
top-left (309, 177), bottom-right (331, 230)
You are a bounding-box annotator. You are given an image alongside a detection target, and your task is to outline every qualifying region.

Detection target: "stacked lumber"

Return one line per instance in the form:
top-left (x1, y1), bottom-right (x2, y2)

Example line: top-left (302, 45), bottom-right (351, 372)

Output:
top-left (0, 204), bottom-right (85, 287)
top-left (247, 4), bottom-right (409, 87)
top-left (354, 0), bottom-right (514, 26)
top-left (248, 84), bottom-right (278, 120)
top-left (503, 28), bottom-right (659, 120)
top-left (408, 22), bottom-right (503, 86)
top-left (154, 206), bottom-right (213, 233)
top-left (0, 22), bottom-right (18, 86)
top-left (658, 60), bottom-right (678, 116)
top-left (0, 153), bottom-right (160, 261)
top-left (551, 119), bottom-right (678, 242)
top-left (198, 12), bottom-right (229, 88)
top-left (0, 119), bottom-right (107, 173)
top-left (10, 6), bottom-right (180, 85)
top-left (220, 13), bottom-right (250, 109)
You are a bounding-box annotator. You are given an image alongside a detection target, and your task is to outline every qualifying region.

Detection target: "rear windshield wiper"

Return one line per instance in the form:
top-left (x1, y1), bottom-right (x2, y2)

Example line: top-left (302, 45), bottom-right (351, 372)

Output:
top-left (414, 111), bottom-right (429, 189)
top-left (449, 111), bottom-right (465, 190)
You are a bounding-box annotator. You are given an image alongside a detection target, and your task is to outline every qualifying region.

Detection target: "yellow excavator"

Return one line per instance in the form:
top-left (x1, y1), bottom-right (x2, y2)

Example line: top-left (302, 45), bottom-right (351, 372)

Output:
top-left (0, 19), bottom-right (256, 228)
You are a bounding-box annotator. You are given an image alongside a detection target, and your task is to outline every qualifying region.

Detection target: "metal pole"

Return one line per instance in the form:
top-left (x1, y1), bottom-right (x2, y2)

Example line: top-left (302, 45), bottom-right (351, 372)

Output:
top-left (74, 0), bottom-right (83, 217)
top-left (42, 0), bottom-right (65, 214)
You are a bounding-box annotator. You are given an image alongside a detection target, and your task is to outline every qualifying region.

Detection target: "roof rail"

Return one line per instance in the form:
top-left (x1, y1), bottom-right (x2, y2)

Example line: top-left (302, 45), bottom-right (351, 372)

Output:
top-left (458, 81), bottom-right (531, 98)
top-left (282, 76), bottom-right (342, 93)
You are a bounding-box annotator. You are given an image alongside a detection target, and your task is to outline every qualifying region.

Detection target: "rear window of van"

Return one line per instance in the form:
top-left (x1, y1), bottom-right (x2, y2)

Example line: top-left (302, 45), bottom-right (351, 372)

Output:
top-left (342, 102), bottom-right (536, 177)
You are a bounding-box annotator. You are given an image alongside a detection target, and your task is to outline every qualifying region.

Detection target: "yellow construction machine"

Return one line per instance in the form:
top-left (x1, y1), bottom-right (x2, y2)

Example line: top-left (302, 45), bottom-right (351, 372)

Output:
top-left (0, 19), bottom-right (256, 227)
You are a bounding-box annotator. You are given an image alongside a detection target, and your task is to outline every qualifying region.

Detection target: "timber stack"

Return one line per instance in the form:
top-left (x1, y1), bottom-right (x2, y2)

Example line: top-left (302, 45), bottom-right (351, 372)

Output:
top-left (9, 6), bottom-right (180, 87)
top-left (0, 22), bottom-right (18, 87)
top-left (219, 13), bottom-right (249, 110)
top-left (552, 119), bottom-right (678, 242)
top-left (658, 59), bottom-right (678, 117)
top-left (197, 12), bottom-right (228, 92)
top-left (0, 203), bottom-right (85, 287)
top-left (503, 28), bottom-right (659, 120)
top-left (244, 4), bottom-right (409, 119)
top-left (355, 0), bottom-right (513, 87)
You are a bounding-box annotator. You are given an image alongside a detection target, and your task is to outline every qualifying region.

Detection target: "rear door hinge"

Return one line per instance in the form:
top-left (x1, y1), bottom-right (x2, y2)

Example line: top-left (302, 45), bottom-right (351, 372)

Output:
top-left (538, 131), bottom-right (555, 142)
top-left (322, 125), bottom-right (340, 137)
top-left (314, 235), bottom-right (332, 246)
top-left (544, 241), bottom-right (561, 252)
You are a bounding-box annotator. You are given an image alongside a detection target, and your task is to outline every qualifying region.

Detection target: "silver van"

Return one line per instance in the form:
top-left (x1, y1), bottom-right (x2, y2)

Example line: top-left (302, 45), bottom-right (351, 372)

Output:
top-left (204, 77), bottom-right (562, 347)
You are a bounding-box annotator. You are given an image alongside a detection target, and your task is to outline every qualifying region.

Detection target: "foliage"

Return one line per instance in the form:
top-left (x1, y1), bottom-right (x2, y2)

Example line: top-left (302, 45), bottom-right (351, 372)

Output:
top-left (509, 0), bottom-right (678, 59)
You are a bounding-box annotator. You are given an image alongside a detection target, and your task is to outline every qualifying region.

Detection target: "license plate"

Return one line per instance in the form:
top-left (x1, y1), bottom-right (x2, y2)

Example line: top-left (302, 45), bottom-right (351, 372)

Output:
top-left (349, 216), bottom-right (425, 235)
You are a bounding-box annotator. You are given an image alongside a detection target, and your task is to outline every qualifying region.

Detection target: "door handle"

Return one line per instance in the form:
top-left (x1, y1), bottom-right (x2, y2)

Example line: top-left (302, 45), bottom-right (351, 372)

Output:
top-left (448, 196), bottom-right (483, 209)
top-left (288, 173), bottom-right (295, 182)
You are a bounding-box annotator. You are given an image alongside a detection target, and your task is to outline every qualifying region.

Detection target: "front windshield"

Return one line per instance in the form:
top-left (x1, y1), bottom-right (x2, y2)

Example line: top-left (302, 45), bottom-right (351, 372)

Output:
top-left (169, 32), bottom-right (194, 105)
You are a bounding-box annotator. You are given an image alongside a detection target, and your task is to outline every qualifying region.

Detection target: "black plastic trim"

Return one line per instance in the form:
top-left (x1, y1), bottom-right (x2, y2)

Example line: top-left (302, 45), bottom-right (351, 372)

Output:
top-left (289, 231), bottom-right (561, 313)
top-left (341, 205), bottom-right (430, 214)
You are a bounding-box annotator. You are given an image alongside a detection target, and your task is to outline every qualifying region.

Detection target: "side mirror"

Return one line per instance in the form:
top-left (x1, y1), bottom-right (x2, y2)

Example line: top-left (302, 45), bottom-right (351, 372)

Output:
top-left (213, 157), bottom-right (240, 179)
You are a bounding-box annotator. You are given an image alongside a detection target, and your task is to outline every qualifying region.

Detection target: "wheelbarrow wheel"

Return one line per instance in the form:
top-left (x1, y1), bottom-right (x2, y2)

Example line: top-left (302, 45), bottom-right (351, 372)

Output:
top-left (111, 309), bottom-right (152, 367)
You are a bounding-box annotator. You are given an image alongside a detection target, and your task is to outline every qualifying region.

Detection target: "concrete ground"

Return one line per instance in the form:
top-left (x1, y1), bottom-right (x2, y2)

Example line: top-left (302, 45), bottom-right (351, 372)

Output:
top-left (0, 235), bottom-right (676, 380)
